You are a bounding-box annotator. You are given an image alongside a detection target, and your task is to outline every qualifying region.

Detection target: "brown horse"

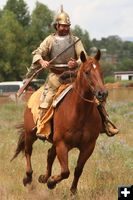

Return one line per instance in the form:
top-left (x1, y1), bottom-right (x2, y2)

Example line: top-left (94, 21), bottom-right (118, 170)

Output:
top-left (11, 50), bottom-right (108, 194)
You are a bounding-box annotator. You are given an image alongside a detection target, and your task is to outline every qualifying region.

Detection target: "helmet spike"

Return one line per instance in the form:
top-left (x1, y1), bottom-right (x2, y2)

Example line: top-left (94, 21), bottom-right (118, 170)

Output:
top-left (61, 5), bottom-right (63, 12)
top-left (53, 6), bottom-right (71, 28)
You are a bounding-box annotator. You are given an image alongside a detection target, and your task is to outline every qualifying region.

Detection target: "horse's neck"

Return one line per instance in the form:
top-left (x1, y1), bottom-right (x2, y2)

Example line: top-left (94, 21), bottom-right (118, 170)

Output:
top-left (73, 74), bottom-right (94, 103)
top-left (71, 84), bottom-right (94, 114)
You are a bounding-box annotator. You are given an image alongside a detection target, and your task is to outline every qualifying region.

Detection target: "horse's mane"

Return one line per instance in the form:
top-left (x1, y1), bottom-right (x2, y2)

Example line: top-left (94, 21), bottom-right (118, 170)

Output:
top-left (59, 70), bottom-right (77, 84)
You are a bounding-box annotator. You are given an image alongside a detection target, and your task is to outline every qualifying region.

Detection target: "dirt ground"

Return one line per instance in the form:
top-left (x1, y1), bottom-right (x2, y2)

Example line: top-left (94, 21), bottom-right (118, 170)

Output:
top-left (105, 82), bottom-right (122, 89)
top-left (105, 81), bottom-right (133, 89)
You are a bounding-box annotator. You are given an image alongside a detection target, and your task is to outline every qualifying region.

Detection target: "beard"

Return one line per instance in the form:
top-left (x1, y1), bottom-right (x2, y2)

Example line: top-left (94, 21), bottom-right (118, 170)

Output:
top-left (58, 29), bottom-right (70, 36)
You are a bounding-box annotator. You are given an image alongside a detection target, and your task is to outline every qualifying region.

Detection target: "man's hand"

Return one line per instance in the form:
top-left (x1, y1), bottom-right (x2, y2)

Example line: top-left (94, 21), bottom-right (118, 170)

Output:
top-left (38, 59), bottom-right (49, 68)
top-left (68, 58), bottom-right (78, 69)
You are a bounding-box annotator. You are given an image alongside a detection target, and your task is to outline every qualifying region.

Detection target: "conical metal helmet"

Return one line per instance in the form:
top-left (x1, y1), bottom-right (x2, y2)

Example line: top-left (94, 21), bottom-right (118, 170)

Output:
top-left (53, 5), bottom-right (71, 26)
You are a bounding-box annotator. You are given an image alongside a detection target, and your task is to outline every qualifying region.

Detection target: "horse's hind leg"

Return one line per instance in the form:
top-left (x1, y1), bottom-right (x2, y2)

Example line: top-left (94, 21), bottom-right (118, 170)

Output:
top-left (38, 144), bottom-right (56, 184)
top-left (70, 142), bottom-right (96, 194)
top-left (23, 130), bottom-right (36, 186)
top-left (47, 142), bottom-right (70, 189)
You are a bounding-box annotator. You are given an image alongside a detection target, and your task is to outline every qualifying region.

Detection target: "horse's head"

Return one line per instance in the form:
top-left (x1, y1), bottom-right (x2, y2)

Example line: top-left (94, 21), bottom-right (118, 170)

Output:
top-left (79, 50), bottom-right (108, 102)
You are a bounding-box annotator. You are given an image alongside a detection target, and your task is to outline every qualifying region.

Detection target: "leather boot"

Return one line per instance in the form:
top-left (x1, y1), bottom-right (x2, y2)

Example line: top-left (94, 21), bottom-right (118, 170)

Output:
top-left (97, 104), bottom-right (119, 137)
top-left (36, 108), bottom-right (47, 140)
top-left (104, 119), bottom-right (119, 137)
top-left (39, 108), bottom-right (47, 119)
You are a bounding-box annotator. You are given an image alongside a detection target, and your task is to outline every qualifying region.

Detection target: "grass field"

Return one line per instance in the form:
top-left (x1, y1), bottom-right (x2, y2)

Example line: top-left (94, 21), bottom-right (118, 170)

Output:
top-left (0, 92), bottom-right (133, 200)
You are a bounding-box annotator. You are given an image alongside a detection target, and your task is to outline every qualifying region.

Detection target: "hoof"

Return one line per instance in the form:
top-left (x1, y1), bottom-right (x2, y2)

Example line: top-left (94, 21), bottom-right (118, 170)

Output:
top-left (38, 175), bottom-right (48, 184)
top-left (23, 177), bottom-right (32, 186)
top-left (23, 171), bottom-right (33, 186)
top-left (47, 177), bottom-right (56, 189)
top-left (106, 132), bottom-right (117, 137)
top-left (70, 187), bottom-right (77, 195)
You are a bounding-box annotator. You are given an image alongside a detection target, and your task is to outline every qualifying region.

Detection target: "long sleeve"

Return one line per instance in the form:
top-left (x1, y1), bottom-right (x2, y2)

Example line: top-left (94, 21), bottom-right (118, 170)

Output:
top-left (32, 35), bottom-right (53, 64)
top-left (26, 35), bottom-right (54, 78)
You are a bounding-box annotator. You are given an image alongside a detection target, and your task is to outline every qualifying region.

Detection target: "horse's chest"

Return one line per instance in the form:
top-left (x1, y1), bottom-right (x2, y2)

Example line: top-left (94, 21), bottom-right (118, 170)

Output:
top-left (62, 129), bottom-right (82, 146)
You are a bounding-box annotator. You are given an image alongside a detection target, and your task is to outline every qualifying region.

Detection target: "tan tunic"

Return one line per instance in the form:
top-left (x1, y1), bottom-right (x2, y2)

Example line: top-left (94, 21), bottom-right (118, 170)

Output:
top-left (32, 33), bottom-right (86, 66)
top-left (26, 33), bottom-right (87, 109)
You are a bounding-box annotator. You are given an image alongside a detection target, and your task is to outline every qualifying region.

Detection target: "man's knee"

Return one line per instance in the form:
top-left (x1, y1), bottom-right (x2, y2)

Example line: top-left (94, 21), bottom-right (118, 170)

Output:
top-left (48, 73), bottom-right (61, 89)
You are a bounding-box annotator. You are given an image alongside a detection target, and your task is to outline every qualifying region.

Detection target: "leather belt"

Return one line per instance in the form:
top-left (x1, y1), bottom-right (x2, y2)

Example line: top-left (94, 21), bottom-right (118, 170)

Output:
top-left (50, 64), bottom-right (69, 75)
top-left (50, 64), bottom-right (68, 68)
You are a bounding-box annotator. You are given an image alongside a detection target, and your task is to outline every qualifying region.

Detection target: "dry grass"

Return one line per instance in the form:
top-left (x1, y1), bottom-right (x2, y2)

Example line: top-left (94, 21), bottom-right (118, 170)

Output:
top-left (0, 92), bottom-right (133, 200)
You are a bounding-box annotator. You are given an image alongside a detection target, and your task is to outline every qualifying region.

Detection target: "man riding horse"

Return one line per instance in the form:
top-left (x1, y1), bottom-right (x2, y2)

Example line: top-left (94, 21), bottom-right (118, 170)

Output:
top-left (25, 7), bottom-right (118, 139)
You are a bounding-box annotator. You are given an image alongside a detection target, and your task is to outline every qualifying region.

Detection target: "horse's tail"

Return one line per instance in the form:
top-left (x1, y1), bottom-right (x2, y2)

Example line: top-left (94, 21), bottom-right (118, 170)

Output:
top-left (10, 123), bottom-right (25, 161)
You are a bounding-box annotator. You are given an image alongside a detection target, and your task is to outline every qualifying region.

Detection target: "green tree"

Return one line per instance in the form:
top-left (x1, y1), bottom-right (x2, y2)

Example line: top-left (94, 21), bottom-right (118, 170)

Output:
top-left (25, 2), bottom-right (54, 79)
top-left (100, 61), bottom-right (115, 77)
top-left (4, 0), bottom-right (30, 27)
top-left (122, 41), bottom-right (133, 59)
top-left (117, 58), bottom-right (133, 71)
top-left (0, 10), bottom-right (28, 81)
top-left (72, 25), bottom-right (91, 53)
top-left (27, 2), bottom-right (54, 52)
top-left (1, 1), bottom-right (133, 82)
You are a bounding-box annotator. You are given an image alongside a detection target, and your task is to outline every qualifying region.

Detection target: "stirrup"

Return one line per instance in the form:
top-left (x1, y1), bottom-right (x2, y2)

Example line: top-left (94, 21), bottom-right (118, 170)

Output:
top-left (36, 133), bottom-right (46, 141)
top-left (39, 108), bottom-right (47, 119)
top-left (32, 126), bottom-right (37, 132)
top-left (104, 120), bottom-right (119, 137)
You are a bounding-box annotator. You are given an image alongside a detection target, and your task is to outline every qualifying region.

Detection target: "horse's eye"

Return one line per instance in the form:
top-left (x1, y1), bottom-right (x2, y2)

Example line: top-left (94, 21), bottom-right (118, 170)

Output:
top-left (85, 70), bottom-right (90, 76)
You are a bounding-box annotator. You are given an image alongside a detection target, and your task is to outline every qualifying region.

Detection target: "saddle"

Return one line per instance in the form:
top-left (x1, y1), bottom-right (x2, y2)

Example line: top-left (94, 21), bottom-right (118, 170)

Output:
top-left (27, 83), bottom-right (72, 138)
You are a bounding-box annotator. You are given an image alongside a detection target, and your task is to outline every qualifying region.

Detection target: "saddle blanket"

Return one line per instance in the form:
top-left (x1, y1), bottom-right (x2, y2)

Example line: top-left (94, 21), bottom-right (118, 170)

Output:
top-left (27, 84), bottom-right (72, 137)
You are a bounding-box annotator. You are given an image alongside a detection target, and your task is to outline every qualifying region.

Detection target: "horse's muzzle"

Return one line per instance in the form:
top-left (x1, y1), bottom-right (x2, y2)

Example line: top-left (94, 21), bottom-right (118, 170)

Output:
top-left (96, 90), bottom-right (108, 101)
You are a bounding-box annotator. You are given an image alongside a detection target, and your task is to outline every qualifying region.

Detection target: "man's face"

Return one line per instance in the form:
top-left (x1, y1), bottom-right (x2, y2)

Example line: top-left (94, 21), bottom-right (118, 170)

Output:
top-left (57, 24), bottom-right (70, 36)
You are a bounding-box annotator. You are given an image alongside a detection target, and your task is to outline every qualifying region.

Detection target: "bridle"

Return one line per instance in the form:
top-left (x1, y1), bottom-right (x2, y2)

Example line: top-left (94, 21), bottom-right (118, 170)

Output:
top-left (73, 84), bottom-right (95, 103)
top-left (69, 58), bottom-right (101, 104)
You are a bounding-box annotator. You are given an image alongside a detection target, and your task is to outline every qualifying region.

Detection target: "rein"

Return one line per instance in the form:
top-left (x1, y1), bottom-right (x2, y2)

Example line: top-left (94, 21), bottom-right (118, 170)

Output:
top-left (68, 58), bottom-right (101, 104)
top-left (73, 87), bottom-right (95, 103)
top-left (69, 69), bottom-right (96, 104)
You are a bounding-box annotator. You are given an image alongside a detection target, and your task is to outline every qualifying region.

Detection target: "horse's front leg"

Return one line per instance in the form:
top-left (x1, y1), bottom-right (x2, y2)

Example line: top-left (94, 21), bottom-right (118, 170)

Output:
top-left (70, 142), bottom-right (96, 194)
top-left (38, 144), bottom-right (56, 184)
top-left (23, 131), bottom-right (36, 186)
top-left (47, 141), bottom-right (70, 189)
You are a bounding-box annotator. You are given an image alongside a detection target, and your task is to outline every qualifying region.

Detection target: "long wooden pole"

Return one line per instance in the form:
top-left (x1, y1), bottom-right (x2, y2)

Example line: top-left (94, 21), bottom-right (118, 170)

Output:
top-left (17, 38), bottom-right (80, 97)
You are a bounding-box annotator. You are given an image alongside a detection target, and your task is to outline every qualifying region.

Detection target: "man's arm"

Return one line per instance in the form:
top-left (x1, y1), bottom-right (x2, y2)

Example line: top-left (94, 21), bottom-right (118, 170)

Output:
top-left (26, 35), bottom-right (53, 78)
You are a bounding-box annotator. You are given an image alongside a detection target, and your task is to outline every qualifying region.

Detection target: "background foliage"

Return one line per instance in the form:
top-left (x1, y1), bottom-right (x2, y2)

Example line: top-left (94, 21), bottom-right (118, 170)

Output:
top-left (0, 0), bottom-right (133, 81)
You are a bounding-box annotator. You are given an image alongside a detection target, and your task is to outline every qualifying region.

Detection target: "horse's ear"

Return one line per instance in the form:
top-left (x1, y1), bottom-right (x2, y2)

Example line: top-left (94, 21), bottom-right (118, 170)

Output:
top-left (95, 49), bottom-right (101, 61)
top-left (80, 51), bottom-right (87, 63)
